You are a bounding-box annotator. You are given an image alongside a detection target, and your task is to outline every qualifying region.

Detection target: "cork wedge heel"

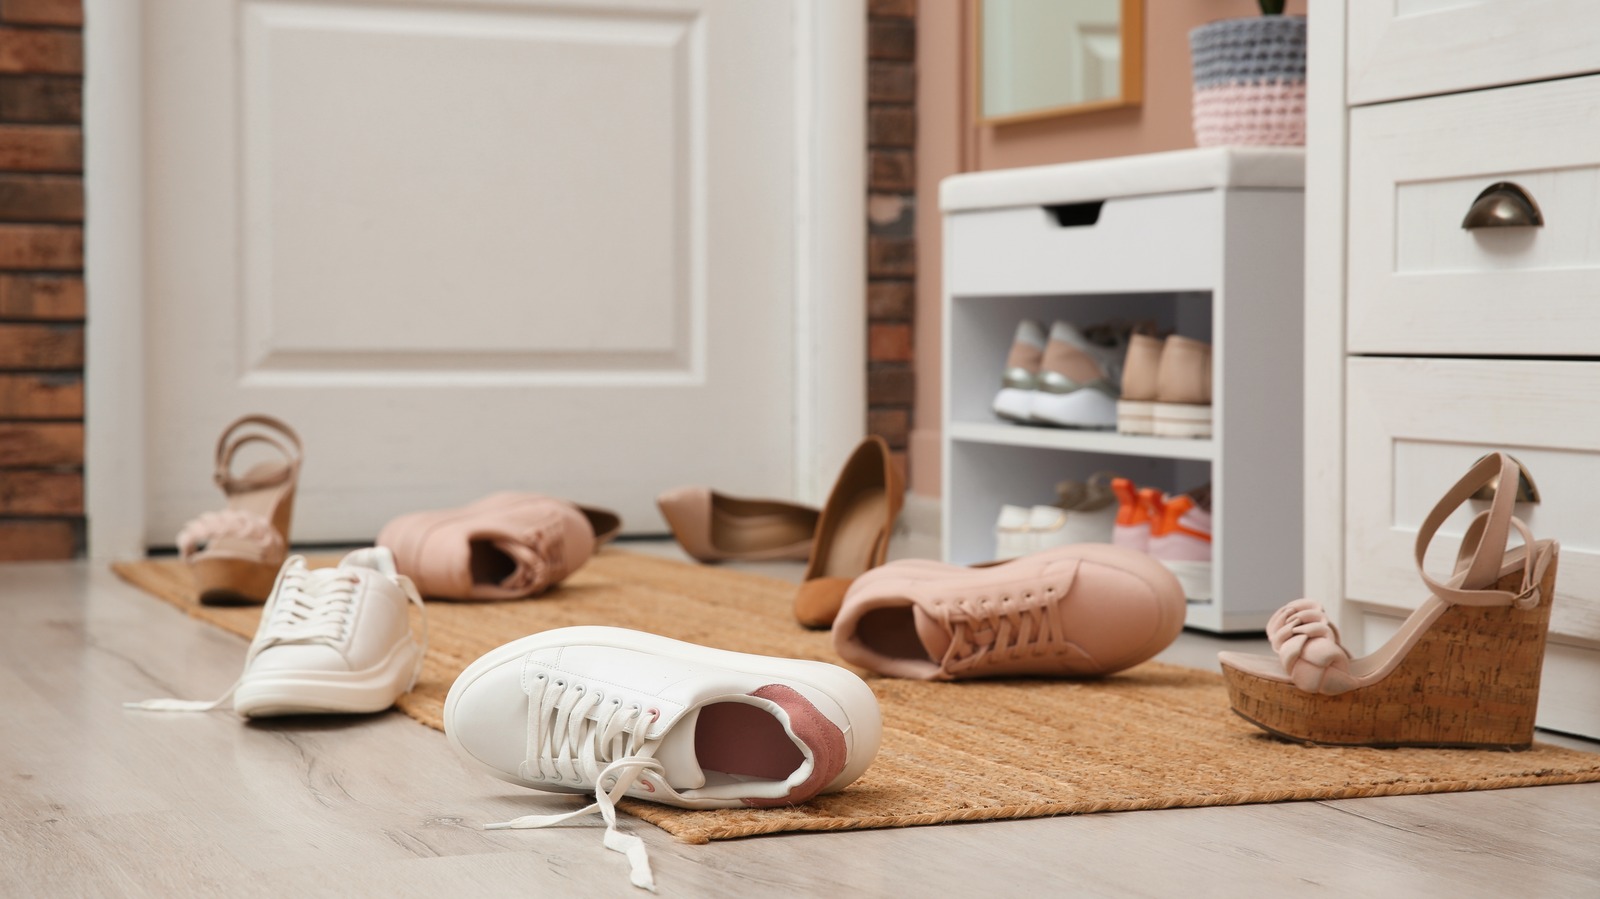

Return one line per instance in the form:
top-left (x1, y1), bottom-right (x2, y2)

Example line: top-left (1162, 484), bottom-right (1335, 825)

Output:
top-left (1219, 453), bottom-right (1558, 749)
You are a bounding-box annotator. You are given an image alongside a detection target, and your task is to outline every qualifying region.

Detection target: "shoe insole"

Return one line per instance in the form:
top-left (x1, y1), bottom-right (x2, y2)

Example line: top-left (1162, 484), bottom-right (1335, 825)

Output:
top-left (711, 508), bottom-right (815, 555)
top-left (855, 606), bottom-right (934, 663)
top-left (694, 701), bottom-right (803, 781)
top-left (819, 488), bottom-right (888, 579)
top-left (468, 540), bottom-right (517, 587)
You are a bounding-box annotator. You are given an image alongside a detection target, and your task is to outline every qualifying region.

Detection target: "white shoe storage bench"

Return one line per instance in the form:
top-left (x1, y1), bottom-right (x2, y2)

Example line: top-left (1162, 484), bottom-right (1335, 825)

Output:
top-left (939, 147), bottom-right (1306, 633)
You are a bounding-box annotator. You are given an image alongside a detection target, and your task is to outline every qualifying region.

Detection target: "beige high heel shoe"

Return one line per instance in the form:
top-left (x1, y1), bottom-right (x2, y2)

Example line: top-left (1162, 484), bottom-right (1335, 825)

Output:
top-left (1219, 452), bottom-right (1558, 749)
top-left (176, 415), bottom-right (302, 604)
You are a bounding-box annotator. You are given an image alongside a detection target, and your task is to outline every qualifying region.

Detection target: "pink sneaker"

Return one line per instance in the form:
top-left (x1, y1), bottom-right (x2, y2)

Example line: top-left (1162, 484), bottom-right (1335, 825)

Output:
top-left (377, 493), bottom-right (619, 600)
top-left (1149, 492), bottom-right (1213, 601)
top-left (831, 544), bottom-right (1186, 681)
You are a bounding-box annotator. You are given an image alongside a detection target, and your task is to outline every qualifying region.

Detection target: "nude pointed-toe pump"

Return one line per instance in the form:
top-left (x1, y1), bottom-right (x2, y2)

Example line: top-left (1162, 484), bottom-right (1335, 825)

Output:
top-left (656, 487), bottom-right (819, 563)
top-left (794, 436), bottom-right (903, 629)
top-left (176, 415), bottom-right (303, 604)
top-left (1219, 452), bottom-right (1558, 749)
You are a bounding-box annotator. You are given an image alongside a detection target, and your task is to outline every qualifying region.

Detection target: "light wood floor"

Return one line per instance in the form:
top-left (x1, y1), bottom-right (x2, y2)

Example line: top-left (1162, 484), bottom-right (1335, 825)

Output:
top-left (3, 546), bottom-right (1599, 898)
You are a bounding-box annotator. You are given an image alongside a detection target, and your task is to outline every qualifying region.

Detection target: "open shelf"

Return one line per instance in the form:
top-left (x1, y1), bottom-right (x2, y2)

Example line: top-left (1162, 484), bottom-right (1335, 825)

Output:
top-left (948, 421), bottom-right (1215, 461)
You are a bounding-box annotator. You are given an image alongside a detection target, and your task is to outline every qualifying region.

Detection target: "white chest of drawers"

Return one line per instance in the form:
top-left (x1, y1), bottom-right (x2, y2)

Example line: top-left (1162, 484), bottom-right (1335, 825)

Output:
top-left (1307, 1), bottom-right (1600, 739)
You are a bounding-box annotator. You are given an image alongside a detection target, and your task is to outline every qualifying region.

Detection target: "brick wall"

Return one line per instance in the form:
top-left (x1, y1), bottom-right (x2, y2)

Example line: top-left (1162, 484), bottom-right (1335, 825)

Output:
top-left (866, 0), bottom-right (914, 485)
top-left (0, 0), bottom-right (83, 561)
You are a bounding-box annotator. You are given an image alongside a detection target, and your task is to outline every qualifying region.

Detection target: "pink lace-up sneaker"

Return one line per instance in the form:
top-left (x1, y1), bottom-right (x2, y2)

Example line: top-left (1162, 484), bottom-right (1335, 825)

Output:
top-left (831, 545), bottom-right (1186, 681)
top-left (377, 493), bottom-right (620, 600)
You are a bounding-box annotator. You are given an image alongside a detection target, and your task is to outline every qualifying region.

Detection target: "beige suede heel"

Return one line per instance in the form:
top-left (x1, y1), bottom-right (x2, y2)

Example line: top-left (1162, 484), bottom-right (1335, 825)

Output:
top-left (1219, 453), bottom-right (1557, 749)
top-left (177, 415), bottom-right (302, 605)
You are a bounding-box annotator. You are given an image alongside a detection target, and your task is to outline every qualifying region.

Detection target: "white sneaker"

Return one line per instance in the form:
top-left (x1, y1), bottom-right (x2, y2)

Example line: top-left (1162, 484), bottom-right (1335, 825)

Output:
top-left (125, 548), bottom-right (427, 717)
top-left (1029, 321), bottom-right (1124, 429)
top-left (445, 625), bottom-right (883, 891)
top-left (994, 503), bottom-right (1033, 559)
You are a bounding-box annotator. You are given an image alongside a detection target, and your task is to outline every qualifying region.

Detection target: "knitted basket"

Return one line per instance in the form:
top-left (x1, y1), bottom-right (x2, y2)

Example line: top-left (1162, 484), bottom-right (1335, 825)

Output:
top-left (1189, 15), bottom-right (1307, 147)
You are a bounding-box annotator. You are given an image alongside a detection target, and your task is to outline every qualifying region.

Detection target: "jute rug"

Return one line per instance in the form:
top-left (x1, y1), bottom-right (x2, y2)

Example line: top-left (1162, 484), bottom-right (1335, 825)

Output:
top-left (113, 550), bottom-right (1600, 844)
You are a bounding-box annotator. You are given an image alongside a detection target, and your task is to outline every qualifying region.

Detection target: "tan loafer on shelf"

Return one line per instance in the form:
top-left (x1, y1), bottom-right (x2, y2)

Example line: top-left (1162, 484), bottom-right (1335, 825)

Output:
top-left (177, 414), bottom-right (303, 605)
top-left (831, 544), bottom-right (1186, 680)
top-left (794, 435), bottom-right (903, 630)
top-left (656, 487), bottom-right (818, 563)
top-left (1219, 452), bottom-right (1558, 749)
top-left (377, 492), bottom-right (621, 601)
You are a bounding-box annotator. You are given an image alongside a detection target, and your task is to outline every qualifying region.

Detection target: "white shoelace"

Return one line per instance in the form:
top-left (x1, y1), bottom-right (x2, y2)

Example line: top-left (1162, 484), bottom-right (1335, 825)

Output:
top-left (124, 557), bottom-right (428, 712)
top-left (485, 674), bottom-right (664, 892)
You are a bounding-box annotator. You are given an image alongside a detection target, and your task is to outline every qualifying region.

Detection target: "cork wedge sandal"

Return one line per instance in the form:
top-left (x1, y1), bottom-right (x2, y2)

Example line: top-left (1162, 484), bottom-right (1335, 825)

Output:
top-left (177, 415), bottom-right (303, 605)
top-left (1219, 452), bottom-right (1558, 749)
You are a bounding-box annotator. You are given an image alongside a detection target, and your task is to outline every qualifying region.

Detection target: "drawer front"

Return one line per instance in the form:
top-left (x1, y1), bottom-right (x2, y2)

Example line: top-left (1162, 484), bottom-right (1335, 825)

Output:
top-left (1353, 605), bottom-right (1600, 740)
top-left (944, 191), bottom-right (1220, 297)
top-left (1345, 357), bottom-right (1600, 648)
top-left (1348, 75), bottom-right (1600, 355)
top-left (1348, 0), bottom-right (1600, 105)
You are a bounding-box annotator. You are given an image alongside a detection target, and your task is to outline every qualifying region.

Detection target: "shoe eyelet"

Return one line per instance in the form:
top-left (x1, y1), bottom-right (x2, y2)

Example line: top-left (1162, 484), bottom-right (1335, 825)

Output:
top-left (646, 708), bottom-right (660, 721)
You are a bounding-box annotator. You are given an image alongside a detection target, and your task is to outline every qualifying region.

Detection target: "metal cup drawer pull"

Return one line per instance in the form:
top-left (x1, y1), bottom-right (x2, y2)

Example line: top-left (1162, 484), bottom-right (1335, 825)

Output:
top-left (1469, 453), bottom-right (1541, 504)
top-left (1461, 181), bottom-right (1544, 229)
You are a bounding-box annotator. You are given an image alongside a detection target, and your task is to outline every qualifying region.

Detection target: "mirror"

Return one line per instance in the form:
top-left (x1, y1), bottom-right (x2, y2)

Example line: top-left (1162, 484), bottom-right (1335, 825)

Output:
top-left (978, 0), bottom-right (1143, 125)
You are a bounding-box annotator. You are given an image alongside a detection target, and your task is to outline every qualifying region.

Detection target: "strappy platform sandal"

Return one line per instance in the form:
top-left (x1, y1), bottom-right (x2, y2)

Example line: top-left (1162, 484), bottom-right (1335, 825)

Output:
top-left (176, 415), bottom-right (302, 605)
top-left (1219, 452), bottom-right (1559, 749)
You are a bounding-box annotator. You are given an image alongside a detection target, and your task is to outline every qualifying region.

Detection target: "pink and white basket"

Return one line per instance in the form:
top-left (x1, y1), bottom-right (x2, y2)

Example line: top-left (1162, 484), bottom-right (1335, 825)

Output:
top-left (1189, 15), bottom-right (1307, 147)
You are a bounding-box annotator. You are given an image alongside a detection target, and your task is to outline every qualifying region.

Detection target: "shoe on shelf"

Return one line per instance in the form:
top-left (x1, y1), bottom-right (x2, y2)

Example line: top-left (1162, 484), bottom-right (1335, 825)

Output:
top-left (656, 487), bottom-right (818, 563)
top-left (1028, 321), bottom-right (1125, 430)
top-left (794, 436), bottom-right (904, 629)
top-left (993, 503), bottom-right (1033, 560)
top-left (1111, 477), bottom-right (1149, 551)
top-left (1149, 486), bottom-right (1213, 602)
top-left (1152, 335), bottom-right (1212, 438)
top-left (832, 544), bottom-right (1186, 681)
top-left (993, 319), bottom-right (1047, 423)
top-left (125, 548), bottom-right (427, 717)
top-left (444, 626), bottom-right (883, 891)
top-left (378, 493), bottom-right (620, 601)
top-left (1117, 332), bottom-right (1164, 435)
top-left (177, 415), bottom-right (303, 605)
top-left (1219, 453), bottom-right (1559, 749)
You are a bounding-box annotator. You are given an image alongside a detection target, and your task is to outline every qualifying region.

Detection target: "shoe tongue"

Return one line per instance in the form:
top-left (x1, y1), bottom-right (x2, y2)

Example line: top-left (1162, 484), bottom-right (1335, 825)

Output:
top-left (648, 705), bottom-right (706, 790)
top-left (339, 546), bottom-right (397, 577)
top-left (912, 605), bottom-right (952, 660)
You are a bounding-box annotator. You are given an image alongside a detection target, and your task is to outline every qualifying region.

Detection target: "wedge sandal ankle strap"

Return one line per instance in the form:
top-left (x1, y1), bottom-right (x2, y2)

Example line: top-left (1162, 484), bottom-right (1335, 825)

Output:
top-left (1414, 452), bottom-right (1549, 610)
top-left (213, 414), bottom-right (303, 494)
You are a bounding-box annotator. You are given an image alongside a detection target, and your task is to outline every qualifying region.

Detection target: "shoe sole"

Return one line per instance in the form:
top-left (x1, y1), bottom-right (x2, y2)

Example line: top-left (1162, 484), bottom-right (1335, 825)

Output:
top-left (1115, 400), bottom-right (1155, 435)
top-left (444, 626), bottom-right (883, 796)
top-left (1151, 402), bottom-right (1211, 438)
top-left (992, 387), bottom-right (1034, 423)
top-left (234, 639), bottom-right (419, 717)
top-left (1159, 559), bottom-right (1213, 602)
top-left (1029, 389), bottom-right (1117, 429)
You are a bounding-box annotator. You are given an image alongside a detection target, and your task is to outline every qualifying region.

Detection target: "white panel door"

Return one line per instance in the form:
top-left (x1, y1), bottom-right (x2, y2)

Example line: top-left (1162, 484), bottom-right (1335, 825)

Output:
top-left (139, 0), bottom-right (815, 544)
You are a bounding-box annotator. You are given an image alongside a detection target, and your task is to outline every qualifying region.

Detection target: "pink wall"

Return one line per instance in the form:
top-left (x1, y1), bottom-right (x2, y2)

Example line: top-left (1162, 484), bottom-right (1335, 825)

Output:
top-left (910, 0), bottom-right (1307, 497)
